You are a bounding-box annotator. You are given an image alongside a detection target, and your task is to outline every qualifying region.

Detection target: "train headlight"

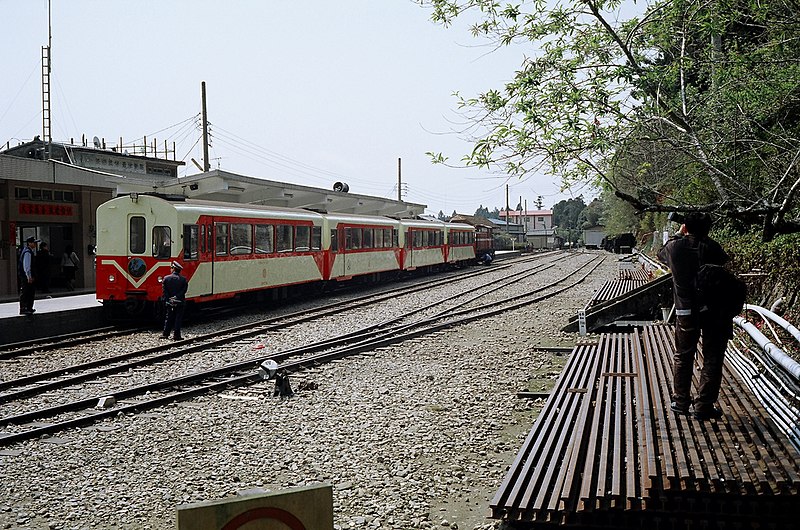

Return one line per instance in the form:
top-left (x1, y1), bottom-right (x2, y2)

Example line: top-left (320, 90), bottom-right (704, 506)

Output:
top-left (127, 258), bottom-right (146, 278)
top-left (108, 275), bottom-right (116, 283)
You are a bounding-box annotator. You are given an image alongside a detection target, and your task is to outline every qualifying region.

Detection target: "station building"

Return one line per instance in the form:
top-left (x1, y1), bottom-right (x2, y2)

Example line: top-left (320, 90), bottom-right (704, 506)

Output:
top-left (0, 138), bottom-right (424, 297)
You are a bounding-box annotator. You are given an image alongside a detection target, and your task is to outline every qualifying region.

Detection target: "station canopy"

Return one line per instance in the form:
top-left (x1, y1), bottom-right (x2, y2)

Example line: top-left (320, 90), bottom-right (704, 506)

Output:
top-left (108, 169), bottom-right (425, 218)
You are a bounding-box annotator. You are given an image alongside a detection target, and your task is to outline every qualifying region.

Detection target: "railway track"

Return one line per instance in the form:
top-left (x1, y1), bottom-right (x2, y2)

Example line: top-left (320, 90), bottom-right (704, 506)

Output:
top-left (0, 252), bottom-right (602, 446)
top-left (0, 250), bottom-right (544, 361)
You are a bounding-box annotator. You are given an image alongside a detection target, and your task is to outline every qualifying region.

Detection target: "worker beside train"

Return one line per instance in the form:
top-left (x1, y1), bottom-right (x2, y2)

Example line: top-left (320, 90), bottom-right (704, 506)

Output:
top-left (161, 261), bottom-right (188, 340)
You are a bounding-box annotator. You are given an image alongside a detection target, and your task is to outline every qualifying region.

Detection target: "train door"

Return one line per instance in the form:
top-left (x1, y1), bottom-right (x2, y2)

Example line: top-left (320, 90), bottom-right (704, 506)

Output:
top-left (329, 225), bottom-right (344, 279)
top-left (406, 228), bottom-right (414, 269)
top-left (182, 221), bottom-right (212, 296)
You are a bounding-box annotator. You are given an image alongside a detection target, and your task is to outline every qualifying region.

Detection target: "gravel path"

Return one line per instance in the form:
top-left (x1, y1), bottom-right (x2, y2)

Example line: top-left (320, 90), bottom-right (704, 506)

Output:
top-left (0, 251), bottom-right (617, 530)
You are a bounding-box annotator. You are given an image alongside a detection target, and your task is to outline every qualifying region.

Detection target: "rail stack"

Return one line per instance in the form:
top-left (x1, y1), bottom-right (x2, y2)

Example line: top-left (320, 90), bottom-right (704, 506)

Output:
top-left (491, 324), bottom-right (799, 528)
top-left (587, 261), bottom-right (652, 306)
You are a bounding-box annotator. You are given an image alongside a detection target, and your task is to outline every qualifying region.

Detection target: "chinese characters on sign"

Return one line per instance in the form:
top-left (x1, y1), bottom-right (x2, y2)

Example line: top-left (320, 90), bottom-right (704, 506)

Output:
top-left (18, 203), bottom-right (74, 216)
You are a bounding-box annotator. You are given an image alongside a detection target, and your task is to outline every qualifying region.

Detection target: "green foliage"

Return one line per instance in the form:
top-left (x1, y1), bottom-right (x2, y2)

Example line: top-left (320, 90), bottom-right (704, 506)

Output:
top-left (552, 197), bottom-right (586, 229)
top-left (716, 230), bottom-right (800, 313)
top-left (417, 0), bottom-right (800, 240)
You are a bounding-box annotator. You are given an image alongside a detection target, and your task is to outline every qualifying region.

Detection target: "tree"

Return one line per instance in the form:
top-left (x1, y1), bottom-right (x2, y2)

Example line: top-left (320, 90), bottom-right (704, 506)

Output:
top-left (579, 198), bottom-right (605, 229)
top-left (552, 197), bottom-right (586, 230)
top-left (418, 0), bottom-right (800, 240)
top-left (474, 204), bottom-right (490, 218)
top-left (437, 210), bottom-right (448, 221)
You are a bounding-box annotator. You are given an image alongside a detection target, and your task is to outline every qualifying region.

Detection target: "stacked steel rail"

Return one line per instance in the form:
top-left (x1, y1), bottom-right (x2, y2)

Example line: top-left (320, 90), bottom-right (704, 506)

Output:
top-left (491, 325), bottom-right (799, 528)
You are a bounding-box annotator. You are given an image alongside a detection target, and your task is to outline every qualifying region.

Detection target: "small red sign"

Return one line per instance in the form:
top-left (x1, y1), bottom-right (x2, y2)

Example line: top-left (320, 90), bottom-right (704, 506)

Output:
top-left (18, 203), bottom-right (74, 217)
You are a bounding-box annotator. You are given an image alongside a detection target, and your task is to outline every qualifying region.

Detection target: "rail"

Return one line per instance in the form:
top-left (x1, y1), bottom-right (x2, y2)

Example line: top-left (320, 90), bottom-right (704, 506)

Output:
top-left (491, 325), bottom-right (800, 527)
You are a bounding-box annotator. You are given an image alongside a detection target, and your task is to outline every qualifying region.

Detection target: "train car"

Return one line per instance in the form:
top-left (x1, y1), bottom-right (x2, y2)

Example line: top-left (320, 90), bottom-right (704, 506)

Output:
top-left (323, 213), bottom-right (402, 281)
top-left (96, 193), bottom-right (487, 317)
top-left (96, 194), bottom-right (327, 315)
top-left (474, 224), bottom-right (495, 260)
top-left (445, 222), bottom-right (478, 265)
top-left (399, 218), bottom-right (448, 271)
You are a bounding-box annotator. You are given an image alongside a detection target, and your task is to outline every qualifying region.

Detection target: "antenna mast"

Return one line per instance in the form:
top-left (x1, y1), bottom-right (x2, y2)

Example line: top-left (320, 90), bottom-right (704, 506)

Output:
top-left (41, 0), bottom-right (53, 159)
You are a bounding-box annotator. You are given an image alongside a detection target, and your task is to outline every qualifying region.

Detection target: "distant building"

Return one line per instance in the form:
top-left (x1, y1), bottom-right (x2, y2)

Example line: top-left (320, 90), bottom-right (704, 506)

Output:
top-left (485, 217), bottom-right (525, 243)
top-left (499, 209), bottom-right (553, 231)
top-left (583, 226), bottom-right (606, 249)
top-left (3, 136), bottom-right (185, 179)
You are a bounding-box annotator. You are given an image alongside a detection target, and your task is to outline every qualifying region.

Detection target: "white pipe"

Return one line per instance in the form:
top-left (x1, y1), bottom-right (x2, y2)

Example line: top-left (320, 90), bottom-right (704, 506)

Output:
top-left (744, 304), bottom-right (800, 346)
top-left (733, 316), bottom-right (800, 380)
top-left (770, 297), bottom-right (784, 313)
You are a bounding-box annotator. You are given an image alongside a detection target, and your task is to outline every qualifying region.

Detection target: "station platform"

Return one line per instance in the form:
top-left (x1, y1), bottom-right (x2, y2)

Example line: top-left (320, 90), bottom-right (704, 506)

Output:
top-left (0, 289), bottom-right (106, 344)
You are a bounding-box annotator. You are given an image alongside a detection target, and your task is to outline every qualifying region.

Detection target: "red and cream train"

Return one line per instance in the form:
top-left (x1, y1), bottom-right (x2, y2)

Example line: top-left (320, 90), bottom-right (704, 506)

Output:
top-left (95, 193), bottom-right (494, 316)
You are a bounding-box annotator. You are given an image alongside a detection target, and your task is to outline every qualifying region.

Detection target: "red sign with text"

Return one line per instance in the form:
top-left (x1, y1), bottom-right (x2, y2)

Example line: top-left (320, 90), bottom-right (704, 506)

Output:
top-left (18, 203), bottom-right (74, 217)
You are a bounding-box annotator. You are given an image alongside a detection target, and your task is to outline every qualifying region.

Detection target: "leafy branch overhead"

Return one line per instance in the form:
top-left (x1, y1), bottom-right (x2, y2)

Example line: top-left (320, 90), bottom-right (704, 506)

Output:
top-left (417, 0), bottom-right (800, 240)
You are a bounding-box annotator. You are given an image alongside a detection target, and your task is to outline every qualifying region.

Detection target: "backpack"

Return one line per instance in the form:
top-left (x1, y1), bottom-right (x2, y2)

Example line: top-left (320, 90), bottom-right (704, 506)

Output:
top-left (17, 246), bottom-right (32, 278)
top-left (695, 263), bottom-right (747, 319)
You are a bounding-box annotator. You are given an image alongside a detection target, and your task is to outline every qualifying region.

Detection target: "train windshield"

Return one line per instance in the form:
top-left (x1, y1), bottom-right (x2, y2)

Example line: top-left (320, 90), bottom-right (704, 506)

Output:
top-left (129, 216), bottom-right (146, 254)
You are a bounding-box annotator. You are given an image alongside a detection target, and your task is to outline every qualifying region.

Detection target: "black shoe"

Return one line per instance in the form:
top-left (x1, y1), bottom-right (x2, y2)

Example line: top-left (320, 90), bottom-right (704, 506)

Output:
top-left (161, 334), bottom-right (169, 339)
top-left (694, 407), bottom-right (723, 421)
top-left (173, 335), bottom-right (182, 341)
top-left (670, 401), bottom-right (690, 415)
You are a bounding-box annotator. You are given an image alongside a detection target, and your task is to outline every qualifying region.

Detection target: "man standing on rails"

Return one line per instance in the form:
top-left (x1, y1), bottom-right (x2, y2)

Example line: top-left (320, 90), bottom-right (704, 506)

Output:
top-left (161, 261), bottom-right (189, 340)
top-left (657, 212), bottom-right (730, 421)
top-left (18, 236), bottom-right (39, 315)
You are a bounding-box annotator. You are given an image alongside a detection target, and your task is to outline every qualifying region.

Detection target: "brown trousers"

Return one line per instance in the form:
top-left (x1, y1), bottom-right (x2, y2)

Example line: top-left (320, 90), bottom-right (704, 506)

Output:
top-left (673, 312), bottom-right (731, 412)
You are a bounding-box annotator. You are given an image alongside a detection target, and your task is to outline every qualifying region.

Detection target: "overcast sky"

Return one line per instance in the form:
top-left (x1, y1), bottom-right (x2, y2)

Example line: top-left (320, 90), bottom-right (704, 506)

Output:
top-left (1, 0), bottom-right (595, 215)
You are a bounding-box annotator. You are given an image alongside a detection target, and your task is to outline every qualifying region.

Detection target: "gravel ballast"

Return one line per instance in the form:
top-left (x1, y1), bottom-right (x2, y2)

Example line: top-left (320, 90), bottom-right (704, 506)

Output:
top-left (0, 252), bottom-right (617, 529)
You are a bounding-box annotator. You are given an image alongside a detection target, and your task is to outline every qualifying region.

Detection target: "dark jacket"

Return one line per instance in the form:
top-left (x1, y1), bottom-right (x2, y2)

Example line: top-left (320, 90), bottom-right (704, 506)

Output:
top-left (657, 234), bottom-right (729, 314)
top-left (162, 272), bottom-right (188, 302)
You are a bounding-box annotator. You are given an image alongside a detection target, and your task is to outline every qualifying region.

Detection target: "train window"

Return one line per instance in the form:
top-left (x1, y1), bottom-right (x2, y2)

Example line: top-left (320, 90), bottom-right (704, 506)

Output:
top-left (255, 224), bottom-right (274, 254)
top-left (153, 226), bottom-right (171, 258)
top-left (374, 228), bottom-right (383, 248)
top-left (129, 216), bottom-right (146, 254)
top-left (199, 225), bottom-right (205, 254)
top-left (393, 229), bottom-right (398, 248)
top-left (311, 226), bottom-right (322, 251)
top-left (276, 224), bottom-right (293, 252)
top-left (413, 230), bottom-right (422, 248)
top-left (295, 225), bottom-right (311, 252)
top-left (363, 228), bottom-right (373, 249)
top-left (351, 228), bottom-right (362, 250)
top-left (183, 225), bottom-right (199, 260)
top-left (215, 223), bottom-right (229, 256)
top-left (231, 223), bottom-right (253, 255)
top-left (330, 228), bottom-right (338, 252)
top-left (206, 224), bottom-right (213, 254)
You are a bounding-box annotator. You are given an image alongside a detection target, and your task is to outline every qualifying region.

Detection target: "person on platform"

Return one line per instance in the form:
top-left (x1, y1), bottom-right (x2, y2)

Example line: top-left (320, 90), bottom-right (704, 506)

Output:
top-left (657, 212), bottom-right (730, 421)
top-left (162, 261), bottom-right (189, 340)
top-left (18, 236), bottom-right (39, 315)
top-left (61, 245), bottom-right (80, 291)
top-left (35, 241), bottom-right (52, 293)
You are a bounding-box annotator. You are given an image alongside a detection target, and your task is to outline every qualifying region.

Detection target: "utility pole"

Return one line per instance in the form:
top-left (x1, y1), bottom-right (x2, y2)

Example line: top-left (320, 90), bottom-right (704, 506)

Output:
top-left (505, 184), bottom-right (510, 234)
top-left (201, 81), bottom-right (210, 172)
top-left (524, 199), bottom-right (528, 238)
top-left (397, 157), bottom-right (402, 202)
